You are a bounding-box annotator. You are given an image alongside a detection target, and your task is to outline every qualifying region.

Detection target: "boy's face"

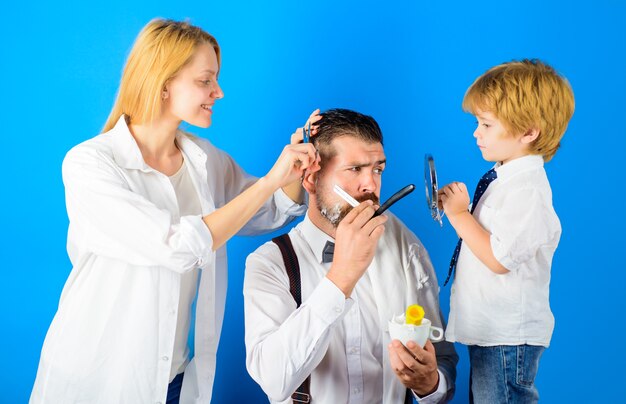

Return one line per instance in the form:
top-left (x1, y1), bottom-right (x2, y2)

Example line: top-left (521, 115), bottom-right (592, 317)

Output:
top-left (473, 110), bottom-right (531, 164)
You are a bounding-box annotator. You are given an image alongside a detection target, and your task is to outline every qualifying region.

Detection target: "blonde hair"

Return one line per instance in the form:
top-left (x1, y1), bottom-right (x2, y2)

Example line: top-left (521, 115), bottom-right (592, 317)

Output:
top-left (103, 18), bottom-right (220, 132)
top-left (462, 59), bottom-right (575, 161)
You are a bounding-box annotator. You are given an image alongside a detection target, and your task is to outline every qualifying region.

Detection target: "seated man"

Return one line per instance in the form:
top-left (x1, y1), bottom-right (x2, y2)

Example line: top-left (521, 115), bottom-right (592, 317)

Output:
top-left (244, 109), bottom-right (458, 403)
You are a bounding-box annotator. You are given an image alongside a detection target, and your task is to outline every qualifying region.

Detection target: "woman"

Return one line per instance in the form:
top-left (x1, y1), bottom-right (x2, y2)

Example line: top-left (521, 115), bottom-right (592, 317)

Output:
top-left (31, 19), bottom-right (319, 403)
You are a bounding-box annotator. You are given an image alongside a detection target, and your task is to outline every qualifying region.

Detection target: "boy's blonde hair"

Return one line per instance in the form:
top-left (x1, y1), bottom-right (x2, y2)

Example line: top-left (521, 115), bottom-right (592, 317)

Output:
top-left (103, 19), bottom-right (220, 132)
top-left (462, 59), bottom-right (575, 161)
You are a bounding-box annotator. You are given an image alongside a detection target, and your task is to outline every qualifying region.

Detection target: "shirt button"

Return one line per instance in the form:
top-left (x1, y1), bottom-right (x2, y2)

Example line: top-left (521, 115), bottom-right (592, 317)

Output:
top-left (334, 307), bottom-right (341, 313)
top-left (353, 387), bottom-right (360, 394)
top-left (162, 356), bottom-right (169, 361)
top-left (350, 347), bottom-right (358, 354)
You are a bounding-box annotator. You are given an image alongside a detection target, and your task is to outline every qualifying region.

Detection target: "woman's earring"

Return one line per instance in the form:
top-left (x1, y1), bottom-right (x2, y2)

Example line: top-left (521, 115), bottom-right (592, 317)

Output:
top-left (162, 91), bottom-right (168, 100)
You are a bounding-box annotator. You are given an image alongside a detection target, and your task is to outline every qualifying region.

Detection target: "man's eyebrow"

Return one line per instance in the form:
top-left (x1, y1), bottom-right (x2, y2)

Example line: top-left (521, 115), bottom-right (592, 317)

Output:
top-left (346, 159), bottom-right (387, 168)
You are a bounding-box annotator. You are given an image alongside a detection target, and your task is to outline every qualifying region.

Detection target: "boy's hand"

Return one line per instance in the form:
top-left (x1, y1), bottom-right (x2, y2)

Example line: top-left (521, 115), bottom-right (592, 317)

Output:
top-left (440, 182), bottom-right (470, 219)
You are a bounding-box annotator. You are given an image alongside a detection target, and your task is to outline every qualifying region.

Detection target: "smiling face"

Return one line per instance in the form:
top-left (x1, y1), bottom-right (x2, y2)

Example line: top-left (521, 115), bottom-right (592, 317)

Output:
top-left (163, 43), bottom-right (224, 128)
top-left (311, 136), bottom-right (385, 228)
top-left (473, 110), bottom-right (533, 164)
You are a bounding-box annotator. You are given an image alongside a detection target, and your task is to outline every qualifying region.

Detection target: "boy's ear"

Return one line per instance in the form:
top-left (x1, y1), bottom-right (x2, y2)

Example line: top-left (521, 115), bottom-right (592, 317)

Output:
top-left (521, 128), bottom-right (540, 144)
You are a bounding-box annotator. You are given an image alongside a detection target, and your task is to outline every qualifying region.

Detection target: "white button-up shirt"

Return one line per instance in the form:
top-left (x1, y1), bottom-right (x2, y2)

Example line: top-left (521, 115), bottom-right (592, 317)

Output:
top-left (446, 155), bottom-right (561, 347)
top-left (30, 116), bottom-right (305, 404)
top-left (244, 213), bottom-right (458, 403)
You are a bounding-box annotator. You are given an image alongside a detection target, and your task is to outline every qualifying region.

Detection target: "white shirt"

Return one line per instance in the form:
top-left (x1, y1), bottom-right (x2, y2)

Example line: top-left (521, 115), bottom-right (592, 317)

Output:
top-left (446, 155), bottom-right (561, 347)
top-left (168, 159), bottom-right (202, 381)
top-left (244, 213), bottom-right (458, 403)
top-left (30, 116), bottom-right (305, 404)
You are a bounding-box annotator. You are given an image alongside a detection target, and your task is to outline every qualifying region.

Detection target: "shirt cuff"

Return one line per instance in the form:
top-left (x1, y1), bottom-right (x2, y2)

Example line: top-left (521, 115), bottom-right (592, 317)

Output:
top-left (413, 370), bottom-right (448, 404)
top-left (303, 277), bottom-right (354, 325)
top-left (490, 234), bottom-right (519, 272)
top-left (273, 187), bottom-right (307, 217)
top-left (179, 215), bottom-right (213, 268)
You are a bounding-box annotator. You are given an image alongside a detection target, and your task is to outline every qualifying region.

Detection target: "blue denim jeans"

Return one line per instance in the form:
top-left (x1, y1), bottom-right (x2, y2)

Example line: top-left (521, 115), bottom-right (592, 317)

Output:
top-left (166, 372), bottom-right (184, 404)
top-left (469, 345), bottom-right (545, 404)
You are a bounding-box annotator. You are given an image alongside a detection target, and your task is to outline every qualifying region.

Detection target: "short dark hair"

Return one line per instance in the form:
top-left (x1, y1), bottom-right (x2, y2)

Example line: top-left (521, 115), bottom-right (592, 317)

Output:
top-left (312, 108), bottom-right (383, 168)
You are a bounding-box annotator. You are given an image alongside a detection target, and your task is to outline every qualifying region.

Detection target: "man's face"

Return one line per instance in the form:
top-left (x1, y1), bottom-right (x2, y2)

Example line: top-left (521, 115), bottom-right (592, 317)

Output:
top-left (315, 136), bottom-right (386, 227)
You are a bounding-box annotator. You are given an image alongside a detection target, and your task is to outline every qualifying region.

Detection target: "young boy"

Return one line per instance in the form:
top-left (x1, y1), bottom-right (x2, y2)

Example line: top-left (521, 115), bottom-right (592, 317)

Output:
top-left (439, 59), bottom-right (574, 403)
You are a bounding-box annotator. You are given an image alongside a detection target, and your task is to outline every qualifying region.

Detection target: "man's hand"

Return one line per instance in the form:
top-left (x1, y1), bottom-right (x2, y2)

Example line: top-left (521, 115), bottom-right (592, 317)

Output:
top-left (326, 200), bottom-right (387, 297)
top-left (388, 339), bottom-right (439, 397)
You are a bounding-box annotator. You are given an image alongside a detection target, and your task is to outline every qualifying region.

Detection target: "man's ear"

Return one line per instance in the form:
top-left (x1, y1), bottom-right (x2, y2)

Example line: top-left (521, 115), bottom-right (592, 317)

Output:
top-left (521, 128), bottom-right (540, 144)
top-left (302, 170), bottom-right (318, 195)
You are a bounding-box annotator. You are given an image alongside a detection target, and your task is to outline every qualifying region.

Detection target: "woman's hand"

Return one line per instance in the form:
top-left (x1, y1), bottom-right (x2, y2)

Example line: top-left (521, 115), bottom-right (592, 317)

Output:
top-left (279, 109), bottom-right (323, 203)
top-left (265, 143), bottom-right (320, 190)
top-left (290, 109), bottom-right (322, 144)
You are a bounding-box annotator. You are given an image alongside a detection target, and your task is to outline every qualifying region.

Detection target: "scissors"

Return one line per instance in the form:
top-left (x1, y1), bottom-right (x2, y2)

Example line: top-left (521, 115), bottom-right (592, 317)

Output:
top-left (303, 121), bottom-right (311, 143)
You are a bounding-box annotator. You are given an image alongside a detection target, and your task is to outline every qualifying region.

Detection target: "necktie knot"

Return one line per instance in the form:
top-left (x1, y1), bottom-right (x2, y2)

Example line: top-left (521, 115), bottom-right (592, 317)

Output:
top-left (322, 241), bottom-right (335, 263)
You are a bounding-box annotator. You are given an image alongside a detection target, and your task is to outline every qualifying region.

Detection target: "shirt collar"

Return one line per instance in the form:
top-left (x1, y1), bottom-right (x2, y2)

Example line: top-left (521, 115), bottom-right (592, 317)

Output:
top-left (107, 115), bottom-right (147, 170)
top-left (494, 154), bottom-right (544, 182)
top-left (107, 115), bottom-right (207, 172)
top-left (298, 213), bottom-right (335, 265)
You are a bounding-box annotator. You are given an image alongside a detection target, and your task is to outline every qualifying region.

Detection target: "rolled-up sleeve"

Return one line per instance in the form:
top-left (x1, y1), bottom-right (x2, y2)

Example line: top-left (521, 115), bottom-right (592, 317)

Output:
top-left (490, 188), bottom-right (561, 272)
top-left (63, 146), bottom-right (213, 273)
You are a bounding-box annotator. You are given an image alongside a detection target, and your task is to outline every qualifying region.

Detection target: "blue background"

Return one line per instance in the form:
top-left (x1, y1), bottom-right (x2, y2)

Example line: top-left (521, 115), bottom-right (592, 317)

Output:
top-left (2, 1), bottom-right (625, 403)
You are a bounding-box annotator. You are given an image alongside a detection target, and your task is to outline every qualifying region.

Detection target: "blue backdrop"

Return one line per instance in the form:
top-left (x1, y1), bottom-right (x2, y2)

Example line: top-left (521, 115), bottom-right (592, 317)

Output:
top-left (2, 1), bottom-right (624, 403)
